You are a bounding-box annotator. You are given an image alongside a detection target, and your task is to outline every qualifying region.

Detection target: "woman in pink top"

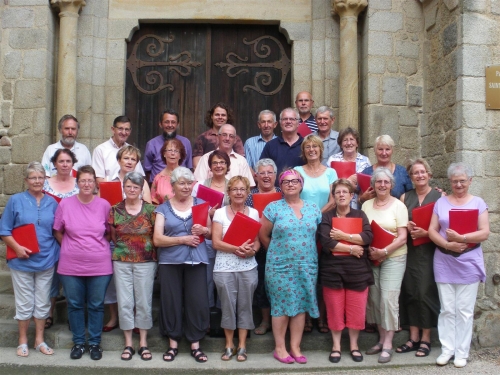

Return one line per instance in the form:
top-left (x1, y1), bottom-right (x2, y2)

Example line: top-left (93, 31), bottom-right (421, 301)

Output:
top-left (53, 165), bottom-right (112, 361)
top-left (151, 139), bottom-right (186, 204)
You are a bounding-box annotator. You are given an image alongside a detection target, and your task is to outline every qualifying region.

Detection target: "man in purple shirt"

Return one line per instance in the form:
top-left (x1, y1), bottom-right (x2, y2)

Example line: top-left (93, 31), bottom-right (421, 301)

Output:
top-left (143, 109), bottom-right (193, 182)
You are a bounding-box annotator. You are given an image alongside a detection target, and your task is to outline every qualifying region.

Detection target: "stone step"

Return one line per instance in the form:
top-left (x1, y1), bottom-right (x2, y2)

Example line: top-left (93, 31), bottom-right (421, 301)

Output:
top-left (0, 271), bottom-right (12, 293)
top-left (0, 346), bottom-right (442, 375)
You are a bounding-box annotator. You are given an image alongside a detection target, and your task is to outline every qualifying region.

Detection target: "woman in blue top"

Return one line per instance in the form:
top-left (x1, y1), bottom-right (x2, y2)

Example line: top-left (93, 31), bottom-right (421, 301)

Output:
top-left (359, 135), bottom-right (412, 205)
top-left (0, 162), bottom-right (59, 357)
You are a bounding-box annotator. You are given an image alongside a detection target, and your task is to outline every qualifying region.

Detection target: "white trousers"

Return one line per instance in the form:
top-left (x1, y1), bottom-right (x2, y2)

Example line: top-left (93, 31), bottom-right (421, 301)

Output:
top-left (11, 267), bottom-right (54, 320)
top-left (436, 281), bottom-right (479, 360)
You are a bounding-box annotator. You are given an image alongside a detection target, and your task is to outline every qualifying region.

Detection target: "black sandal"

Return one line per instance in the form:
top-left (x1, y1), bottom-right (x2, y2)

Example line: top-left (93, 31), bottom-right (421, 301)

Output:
top-left (415, 341), bottom-right (431, 357)
top-left (44, 317), bottom-right (53, 329)
top-left (191, 347), bottom-right (208, 363)
top-left (163, 347), bottom-right (178, 362)
top-left (396, 339), bottom-right (420, 353)
top-left (121, 346), bottom-right (135, 361)
top-left (138, 346), bottom-right (152, 361)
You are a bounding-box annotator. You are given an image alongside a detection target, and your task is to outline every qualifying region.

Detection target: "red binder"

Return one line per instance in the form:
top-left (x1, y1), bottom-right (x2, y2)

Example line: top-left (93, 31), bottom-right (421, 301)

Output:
top-left (71, 169), bottom-right (77, 177)
top-left (6, 224), bottom-right (40, 260)
top-left (370, 220), bottom-right (395, 266)
top-left (449, 209), bottom-right (479, 248)
top-left (99, 181), bottom-right (123, 206)
top-left (356, 173), bottom-right (371, 193)
top-left (223, 212), bottom-right (262, 247)
top-left (297, 122), bottom-right (312, 137)
top-left (330, 161), bottom-right (356, 179)
top-left (252, 192), bottom-right (282, 218)
top-left (411, 202), bottom-right (435, 246)
top-left (43, 191), bottom-right (62, 203)
top-left (192, 202), bottom-right (210, 242)
top-left (196, 184), bottom-right (224, 209)
top-left (331, 217), bottom-right (362, 256)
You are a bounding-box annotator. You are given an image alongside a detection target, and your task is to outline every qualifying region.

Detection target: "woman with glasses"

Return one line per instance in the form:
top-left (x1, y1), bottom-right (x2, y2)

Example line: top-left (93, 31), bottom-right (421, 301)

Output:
top-left (397, 159), bottom-right (441, 358)
top-left (151, 139), bottom-right (187, 205)
top-left (53, 165), bottom-right (112, 360)
top-left (428, 163), bottom-right (489, 368)
top-left (212, 176), bottom-right (260, 361)
top-left (245, 159), bottom-right (282, 336)
top-left (0, 162), bottom-right (59, 357)
top-left (154, 167), bottom-right (211, 363)
top-left (361, 168), bottom-right (408, 364)
top-left (260, 168), bottom-right (322, 364)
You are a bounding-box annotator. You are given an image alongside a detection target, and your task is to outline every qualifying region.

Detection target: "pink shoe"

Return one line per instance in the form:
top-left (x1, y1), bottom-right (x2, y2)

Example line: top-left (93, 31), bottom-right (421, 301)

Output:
top-left (273, 351), bottom-right (295, 364)
top-left (290, 353), bottom-right (307, 364)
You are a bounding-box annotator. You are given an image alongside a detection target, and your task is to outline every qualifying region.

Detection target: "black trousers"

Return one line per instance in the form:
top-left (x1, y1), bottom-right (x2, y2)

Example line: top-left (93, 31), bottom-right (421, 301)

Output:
top-left (158, 263), bottom-right (209, 343)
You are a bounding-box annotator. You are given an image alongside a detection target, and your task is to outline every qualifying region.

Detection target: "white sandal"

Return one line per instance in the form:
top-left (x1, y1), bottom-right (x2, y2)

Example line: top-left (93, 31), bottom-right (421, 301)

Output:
top-left (35, 342), bottom-right (54, 355)
top-left (17, 343), bottom-right (29, 357)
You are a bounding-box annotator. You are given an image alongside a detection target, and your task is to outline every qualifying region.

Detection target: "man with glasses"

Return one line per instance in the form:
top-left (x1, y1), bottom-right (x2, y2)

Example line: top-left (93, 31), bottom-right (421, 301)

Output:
top-left (244, 110), bottom-right (278, 174)
top-left (92, 116), bottom-right (145, 185)
top-left (143, 109), bottom-right (193, 182)
top-left (313, 106), bottom-right (340, 166)
top-left (260, 108), bottom-right (305, 185)
top-left (193, 124), bottom-right (255, 186)
top-left (41, 114), bottom-right (92, 177)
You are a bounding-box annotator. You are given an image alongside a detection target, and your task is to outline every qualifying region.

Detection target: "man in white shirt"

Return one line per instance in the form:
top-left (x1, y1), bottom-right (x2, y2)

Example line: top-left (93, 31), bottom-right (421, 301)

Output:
top-left (194, 124), bottom-right (255, 186)
top-left (41, 115), bottom-right (92, 177)
top-left (92, 115), bottom-right (145, 184)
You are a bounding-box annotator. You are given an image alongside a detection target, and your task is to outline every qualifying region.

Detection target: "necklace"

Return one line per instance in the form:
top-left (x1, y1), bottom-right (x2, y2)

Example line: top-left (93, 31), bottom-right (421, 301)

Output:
top-left (307, 164), bottom-right (322, 176)
top-left (212, 182), bottom-right (224, 188)
top-left (336, 209), bottom-right (350, 218)
top-left (375, 198), bottom-right (390, 207)
top-left (230, 205), bottom-right (246, 215)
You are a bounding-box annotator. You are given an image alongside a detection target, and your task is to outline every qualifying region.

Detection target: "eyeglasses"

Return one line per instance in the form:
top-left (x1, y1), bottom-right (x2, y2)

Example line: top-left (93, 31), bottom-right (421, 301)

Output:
top-left (304, 145), bottom-right (319, 150)
top-left (258, 171), bottom-right (276, 177)
top-left (114, 127), bottom-right (131, 133)
top-left (211, 161), bottom-right (227, 166)
top-left (218, 133), bottom-right (235, 139)
top-left (334, 190), bottom-right (351, 196)
top-left (375, 180), bottom-right (391, 185)
top-left (176, 181), bottom-right (193, 187)
top-left (280, 117), bottom-right (298, 122)
top-left (281, 179), bottom-right (301, 186)
top-left (165, 149), bottom-right (180, 154)
top-left (78, 179), bottom-right (95, 185)
top-left (230, 188), bottom-right (247, 193)
top-left (124, 185), bottom-right (141, 191)
top-left (451, 179), bottom-right (468, 185)
top-left (27, 177), bottom-right (45, 182)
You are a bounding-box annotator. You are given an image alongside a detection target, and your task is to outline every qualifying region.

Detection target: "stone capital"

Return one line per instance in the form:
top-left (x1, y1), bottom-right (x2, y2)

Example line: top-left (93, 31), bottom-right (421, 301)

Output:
top-left (332, 0), bottom-right (368, 18)
top-left (50, 0), bottom-right (86, 15)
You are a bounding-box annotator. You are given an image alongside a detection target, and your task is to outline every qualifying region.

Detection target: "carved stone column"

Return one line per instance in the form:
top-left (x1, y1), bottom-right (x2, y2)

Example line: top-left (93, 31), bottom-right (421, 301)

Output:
top-left (51, 0), bottom-right (86, 122)
top-left (333, 0), bottom-right (367, 130)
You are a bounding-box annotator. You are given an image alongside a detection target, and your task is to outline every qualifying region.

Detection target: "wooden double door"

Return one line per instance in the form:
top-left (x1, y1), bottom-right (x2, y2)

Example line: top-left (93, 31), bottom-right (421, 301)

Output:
top-left (125, 23), bottom-right (292, 151)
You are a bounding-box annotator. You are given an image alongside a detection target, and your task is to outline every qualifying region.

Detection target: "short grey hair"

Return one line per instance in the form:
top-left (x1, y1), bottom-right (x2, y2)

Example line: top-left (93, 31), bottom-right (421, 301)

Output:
top-left (370, 167), bottom-right (395, 189)
top-left (258, 110), bottom-right (276, 123)
top-left (171, 166), bottom-right (195, 185)
top-left (255, 158), bottom-right (277, 173)
top-left (24, 161), bottom-right (45, 178)
top-left (279, 107), bottom-right (299, 121)
top-left (218, 124), bottom-right (236, 135)
top-left (315, 106), bottom-right (335, 119)
top-left (123, 171), bottom-right (144, 189)
top-left (447, 162), bottom-right (473, 179)
top-left (57, 114), bottom-right (80, 131)
top-left (374, 134), bottom-right (395, 148)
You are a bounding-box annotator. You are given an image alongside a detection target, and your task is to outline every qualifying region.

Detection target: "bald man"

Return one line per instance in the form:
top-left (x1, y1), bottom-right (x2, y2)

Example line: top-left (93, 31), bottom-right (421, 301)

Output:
top-left (295, 91), bottom-right (317, 132)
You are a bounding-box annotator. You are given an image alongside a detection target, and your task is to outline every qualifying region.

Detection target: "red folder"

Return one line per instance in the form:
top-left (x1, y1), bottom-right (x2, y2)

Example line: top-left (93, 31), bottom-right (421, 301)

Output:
top-left (99, 181), bottom-right (123, 206)
top-left (192, 202), bottom-right (210, 242)
top-left (370, 220), bottom-right (395, 266)
top-left (223, 212), bottom-right (262, 248)
top-left (331, 217), bottom-right (362, 256)
top-left (411, 202), bottom-right (435, 246)
top-left (297, 122), bottom-right (312, 137)
top-left (43, 191), bottom-right (62, 203)
top-left (196, 184), bottom-right (224, 209)
top-left (330, 161), bottom-right (356, 179)
top-left (356, 173), bottom-right (371, 193)
top-left (71, 169), bottom-right (77, 177)
top-left (449, 209), bottom-right (479, 248)
top-left (6, 224), bottom-right (40, 260)
top-left (252, 192), bottom-right (282, 218)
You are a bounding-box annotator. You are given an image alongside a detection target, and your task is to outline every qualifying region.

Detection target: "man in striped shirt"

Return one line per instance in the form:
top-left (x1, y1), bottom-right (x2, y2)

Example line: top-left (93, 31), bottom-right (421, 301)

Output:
top-left (243, 110), bottom-right (278, 174)
top-left (295, 91), bottom-right (317, 132)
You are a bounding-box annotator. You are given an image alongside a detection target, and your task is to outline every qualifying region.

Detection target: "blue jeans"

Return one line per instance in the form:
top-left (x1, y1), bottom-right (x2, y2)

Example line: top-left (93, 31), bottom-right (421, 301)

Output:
top-left (60, 274), bottom-right (112, 345)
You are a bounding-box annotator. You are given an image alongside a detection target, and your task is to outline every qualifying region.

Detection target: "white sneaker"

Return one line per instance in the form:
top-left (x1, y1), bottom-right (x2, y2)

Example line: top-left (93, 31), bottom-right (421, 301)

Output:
top-left (454, 358), bottom-right (467, 368)
top-left (436, 353), bottom-right (454, 365)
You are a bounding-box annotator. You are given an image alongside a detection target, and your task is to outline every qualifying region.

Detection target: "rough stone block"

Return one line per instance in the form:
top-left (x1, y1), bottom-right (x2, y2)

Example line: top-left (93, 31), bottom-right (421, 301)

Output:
top-left (92, 86), bottom-right (105, 115)
top-left (107, 39), bottom-right (127, 61)
top-left (2, 8), bottom-right (35, 29)
top-left (456, 128), bottom-right (488, 151)
top-left (367, 32), bottom-right (393, 56)
top-left (76, 83), bottom-right (92, 114)
top-left (3, 164), bottom-right (25, 195)
top-left (0, 148), bottom-right (11, 165)
top-left (424, 1), bottom-right (438, 31)
top-left (462, 13), bottom-right (497, 45)
top-left (14, 80), bottom-right (46, 109)
top-left (405, 17), bottom-right (423, 34)
top-left (9, 0), bottom-right (47, 4)
top-left (292, 41), bottom-right (311, 65)
top-left (312, 0), bottom-right (327, 20)
top-left (2, 83), bottom-right (13, 101)
top-left (279, 22), bottom-right (311, 42)
top-left (493, 0), bottom-right (500, 15)
top-left (105, 87), bottom-right (124, 115)
top-left (456, 77), bottom-right (484, 103)
top-left (398, 59), bottom-right (417, 76)
top-left (311, 63), bottom-right (324, 82)
top-left (1, 103), bottom-right (11, 127)
top-left (105, 59), bottom-right (126, 88)
top-left (368, 0), bottom-right (392, 10)
top-left (369, 11), bottom-right (403, 32)
top-left (399, 126), bottom-right (419, 149)
top-left (312, 39), bottom-right (326, 65)
top-left (395, 41), bottom-right (419, 59)
top-left (34, 5), bottom-right (52, 29)
top-left (78, 15), bottom-right (94, 37)
top-left (311, 81), bottom-right (324, 108)
top-left (92, 58), bottom-right (106, 86)
top-left (4, 51), bottom-right (22, 79)
top-left (458, 102), bottom-right (486, 129)
top-left (325, 61), bottom-right (338, 80)
top-left (442, 22), bottom-right (457, 56)
top-left (312, 19), bottom-right (325, 40)
top-left (76, 56), bottom-right (93, 85)
top-left (90, 113), bottom-right (105, 141)
top-left (23, 50), bottom-right (47, 79)
top-left (95, 17), bottom-right (108, 39)
top-left (364, 106), bottom-right (400, 145)
top-left (366, 76), bottom-right (380, 104)
top-left (484, 152), bottom-right (500, 176)
top-left (93, 38), bottom-right (107, 59)
top-left (325, 19), bottom-right (339, 39)
top-left (324, 38), bottom-right (337, 63)
top-left (11, 109), bottom-right (34, 136)
top-left (367, 57), bottom-right (386, 74)
top-left (382, 77), bottom-right (407, 106)
top-left (78, 36), bottom-right (93, 57)
top-left (463, 0), bottom-right (487, 12)
top-left (457, 45), bottom-right (488, 77)
top-left (295, 64), bottom-right (312, 82)
top-left (34, 108), bottom-right (50, 135)
top-left (408, 85), bottom-right (422, 107)
top-left (387, 59), bottom-right (398, 73)
top-left (399, 108), bottom-right (418, 126)
top-left (8, 28), bottom-right (47, 49)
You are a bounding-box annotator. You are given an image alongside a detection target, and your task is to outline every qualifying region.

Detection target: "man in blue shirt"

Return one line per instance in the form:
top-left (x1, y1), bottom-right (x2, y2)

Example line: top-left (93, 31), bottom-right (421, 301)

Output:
top-left (244, 110), bottom-right (278, 174)
top-left (260, 108), bottom-right (305, 185)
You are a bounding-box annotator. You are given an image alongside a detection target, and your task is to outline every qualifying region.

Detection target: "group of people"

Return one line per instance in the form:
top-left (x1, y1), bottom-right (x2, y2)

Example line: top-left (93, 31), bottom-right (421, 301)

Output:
top-left (0, 92), bottom-right (489, 368)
